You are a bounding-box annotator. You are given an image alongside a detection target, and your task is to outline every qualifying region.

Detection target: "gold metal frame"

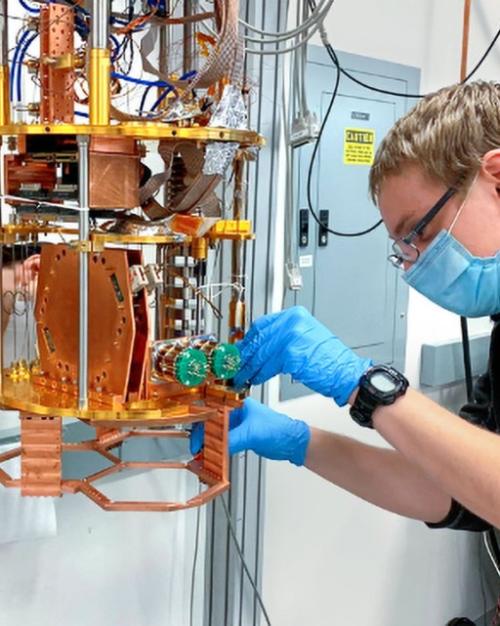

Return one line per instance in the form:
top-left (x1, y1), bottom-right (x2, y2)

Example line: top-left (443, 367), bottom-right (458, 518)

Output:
top-left (0, 123), bottom-right (265, 144)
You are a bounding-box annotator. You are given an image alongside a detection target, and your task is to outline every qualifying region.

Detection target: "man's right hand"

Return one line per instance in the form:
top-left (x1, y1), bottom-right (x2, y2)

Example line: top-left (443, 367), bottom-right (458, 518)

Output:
top-left (234, 306), bottom-right (372, 406)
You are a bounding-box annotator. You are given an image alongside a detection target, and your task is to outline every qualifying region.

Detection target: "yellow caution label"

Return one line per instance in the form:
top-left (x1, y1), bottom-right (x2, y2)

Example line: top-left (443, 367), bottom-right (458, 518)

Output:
top-left (343, 128), bottom-right (375, 165)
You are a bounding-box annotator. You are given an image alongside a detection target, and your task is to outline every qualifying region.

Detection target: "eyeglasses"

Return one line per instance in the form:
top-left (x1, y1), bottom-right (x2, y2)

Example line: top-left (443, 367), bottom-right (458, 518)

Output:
top-left (388, 187), bottom-right (457, 270)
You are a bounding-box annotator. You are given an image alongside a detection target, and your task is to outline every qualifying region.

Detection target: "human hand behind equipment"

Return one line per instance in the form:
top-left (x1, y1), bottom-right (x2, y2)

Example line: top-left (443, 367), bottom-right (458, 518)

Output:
top-left (2, 253), bottom-right (40, 335)
top-left (190, 397), bottom-right (311, 466)
top-left (233, 306), bottom-right (373, 406)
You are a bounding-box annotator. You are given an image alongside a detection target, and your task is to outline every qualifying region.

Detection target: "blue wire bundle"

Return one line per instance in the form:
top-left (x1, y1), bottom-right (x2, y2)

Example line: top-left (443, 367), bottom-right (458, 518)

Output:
top-left (10, 30), bottom-right (38, 102)
top-left (17, 0), bottom-right (39, 14)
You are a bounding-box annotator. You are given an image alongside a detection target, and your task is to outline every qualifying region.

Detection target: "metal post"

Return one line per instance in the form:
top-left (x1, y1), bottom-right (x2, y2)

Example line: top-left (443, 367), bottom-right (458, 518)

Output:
top-left (155, 27), bottom-right (169, 339)
top-left (77, 135), bottom-right (90, 409)
top-left (182, 244), bottom-right (192, 336)
top-left (229, 158), bottom-right (246, 342)
top-left (183, 0), bottom-right (193, 74)
top-left (159, 24), bottom-right (168, 92)
top-left (91, 0), bottom-right (109, 48)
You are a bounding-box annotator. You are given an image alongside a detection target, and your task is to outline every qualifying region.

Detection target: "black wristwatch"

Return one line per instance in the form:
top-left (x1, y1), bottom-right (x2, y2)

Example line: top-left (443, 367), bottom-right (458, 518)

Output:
top-left (350, 364), bottom-right (409, 428)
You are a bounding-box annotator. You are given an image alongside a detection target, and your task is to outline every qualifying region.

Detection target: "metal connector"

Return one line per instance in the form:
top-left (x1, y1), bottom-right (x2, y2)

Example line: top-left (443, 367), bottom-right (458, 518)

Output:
top-left (285, 262), bottom-right (303, 290)
top-left (289, 111), bottom-right (320, 148)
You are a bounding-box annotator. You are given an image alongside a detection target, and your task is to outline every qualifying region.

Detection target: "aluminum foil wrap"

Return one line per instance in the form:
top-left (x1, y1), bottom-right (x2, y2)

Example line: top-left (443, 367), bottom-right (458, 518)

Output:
top-left (203, 142), bottom-right (239, 176)
top-left (164, 99), bottom-right (200, 122)
top-left (202, 84), bottom-right (248, 176)
top-left (209, 84), bottom-right (247, 130)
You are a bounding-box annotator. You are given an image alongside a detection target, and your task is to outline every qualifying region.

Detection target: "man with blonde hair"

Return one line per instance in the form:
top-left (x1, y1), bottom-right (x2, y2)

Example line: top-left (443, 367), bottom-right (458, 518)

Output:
top-left (191, 80), bottom-right (500, 540)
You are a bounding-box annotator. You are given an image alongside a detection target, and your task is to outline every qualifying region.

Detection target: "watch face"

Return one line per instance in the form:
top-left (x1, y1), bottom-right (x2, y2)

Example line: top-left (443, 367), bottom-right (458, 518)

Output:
top-left (370, 371), bottom-right (397, 393)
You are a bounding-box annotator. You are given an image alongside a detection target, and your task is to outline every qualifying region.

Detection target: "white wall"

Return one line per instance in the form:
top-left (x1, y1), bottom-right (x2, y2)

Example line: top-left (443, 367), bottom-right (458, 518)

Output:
top-left (0, 445), bottom-right (206, 626)
top-left (261, 2), bottom-right (500, 625)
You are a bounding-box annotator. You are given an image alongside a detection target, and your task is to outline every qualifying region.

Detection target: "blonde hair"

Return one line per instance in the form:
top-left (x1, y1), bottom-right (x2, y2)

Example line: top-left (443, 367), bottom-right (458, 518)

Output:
top-left (369, 80), bottom-right (500, 202)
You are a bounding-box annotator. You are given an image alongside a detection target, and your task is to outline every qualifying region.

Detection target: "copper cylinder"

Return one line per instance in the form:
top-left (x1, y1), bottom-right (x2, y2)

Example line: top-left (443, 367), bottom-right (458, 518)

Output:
top-left (191, 238), bottom-right (208, 260)
top-left (89, 49), bottom-right (111, 125)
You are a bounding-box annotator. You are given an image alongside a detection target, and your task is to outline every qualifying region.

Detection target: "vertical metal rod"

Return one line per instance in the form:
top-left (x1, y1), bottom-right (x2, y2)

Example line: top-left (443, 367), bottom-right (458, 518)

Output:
top-left (460, 0), bottom-right (472, 81)
top-left (0, 0), bottom-right (7, 65)
top-left (182, 244), bottom-right (192, 336)
top-left (156, 28), bottom-right (168, 339)
top-left (183, 0), bottom-right (193, 74)
top-left (195, 260), bottom-right (205, 334)
top-left (159, 25), bottom-right (168, 94)
top-left (91, 0), bottom-right (109, 48)
top-left (155, 245), bottom-right (163, 340)
top-left (229, 159), bottom-right (246, 342)
top-left (77, 135), bottom-right (90, 409)
top-left (165, 248), bottom-right (176, 338)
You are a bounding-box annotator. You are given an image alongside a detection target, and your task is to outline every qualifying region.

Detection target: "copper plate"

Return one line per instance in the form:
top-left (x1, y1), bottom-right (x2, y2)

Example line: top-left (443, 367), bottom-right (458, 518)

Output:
top-left (35, 244), bottom-right (143, 401)
top-left (40, 4), bottom-right (75, 123)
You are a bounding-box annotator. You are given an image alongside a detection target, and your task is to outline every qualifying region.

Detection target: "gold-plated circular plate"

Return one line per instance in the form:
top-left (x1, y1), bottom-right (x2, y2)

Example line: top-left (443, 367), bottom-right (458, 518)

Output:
top-left (0, 123), bottom-right (265, 145)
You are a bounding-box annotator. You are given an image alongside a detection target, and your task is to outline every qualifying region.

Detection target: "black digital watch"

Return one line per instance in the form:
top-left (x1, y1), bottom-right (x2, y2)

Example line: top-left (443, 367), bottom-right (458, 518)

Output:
top-left (349, 364), bottom-right (409, 428)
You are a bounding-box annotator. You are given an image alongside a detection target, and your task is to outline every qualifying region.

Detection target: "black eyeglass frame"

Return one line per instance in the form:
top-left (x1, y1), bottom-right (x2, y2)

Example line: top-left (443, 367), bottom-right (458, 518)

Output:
top-left (388, 187), bottom-right (458, 269)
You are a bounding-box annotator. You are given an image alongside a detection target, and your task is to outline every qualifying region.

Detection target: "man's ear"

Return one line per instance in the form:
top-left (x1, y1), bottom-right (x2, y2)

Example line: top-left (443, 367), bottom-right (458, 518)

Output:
top-left (481, 149), bottom-right (500, 187)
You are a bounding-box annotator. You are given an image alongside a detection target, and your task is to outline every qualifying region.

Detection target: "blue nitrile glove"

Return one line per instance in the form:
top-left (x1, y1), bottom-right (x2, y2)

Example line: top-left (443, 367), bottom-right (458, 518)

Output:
top-left (233, 306), bottom-right (373, 406)
top-left (190, 398), bottom-right (311, 466)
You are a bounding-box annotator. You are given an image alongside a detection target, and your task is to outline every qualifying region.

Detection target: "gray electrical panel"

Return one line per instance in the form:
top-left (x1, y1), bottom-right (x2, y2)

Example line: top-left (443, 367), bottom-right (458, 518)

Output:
top-left (281, 47), bottom-right (420, 401)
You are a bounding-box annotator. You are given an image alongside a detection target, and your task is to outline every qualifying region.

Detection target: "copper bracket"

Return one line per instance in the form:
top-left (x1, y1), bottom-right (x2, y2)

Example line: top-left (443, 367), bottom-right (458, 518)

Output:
top-left (0, 407), bottom-right (230, 511)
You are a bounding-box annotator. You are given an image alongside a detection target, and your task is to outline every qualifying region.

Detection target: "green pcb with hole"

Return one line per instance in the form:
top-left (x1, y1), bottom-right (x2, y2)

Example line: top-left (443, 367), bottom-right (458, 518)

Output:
top-left (175, 348), bottom-right (209, 387)
top-left (211, 343), bottom-right (241, 380)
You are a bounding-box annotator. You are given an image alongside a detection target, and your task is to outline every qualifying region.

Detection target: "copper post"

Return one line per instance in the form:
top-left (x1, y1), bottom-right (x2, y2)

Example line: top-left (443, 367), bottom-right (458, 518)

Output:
top-left (460, 0), bottom-right (472, 81)
top-left (229, 157), bottom-right (246, 342)
top-left (40, 3), bottom-right (75, 123)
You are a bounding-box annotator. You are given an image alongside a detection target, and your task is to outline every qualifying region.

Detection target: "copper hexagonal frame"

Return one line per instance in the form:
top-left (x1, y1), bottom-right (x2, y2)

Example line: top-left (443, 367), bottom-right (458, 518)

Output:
top-left (0, 407), bottom-right (229, 512)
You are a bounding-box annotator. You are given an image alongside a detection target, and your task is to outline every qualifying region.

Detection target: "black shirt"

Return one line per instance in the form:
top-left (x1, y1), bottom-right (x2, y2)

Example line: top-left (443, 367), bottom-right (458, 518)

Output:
top-left (426, 319), bottom-right (500, 532)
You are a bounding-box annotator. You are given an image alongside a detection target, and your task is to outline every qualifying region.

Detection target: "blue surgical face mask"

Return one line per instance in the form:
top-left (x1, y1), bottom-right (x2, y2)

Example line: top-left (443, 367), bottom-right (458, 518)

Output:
top-left (403, 231), bottom-right (500, 317)
top-left (402, 177), bottom-right (500, 318)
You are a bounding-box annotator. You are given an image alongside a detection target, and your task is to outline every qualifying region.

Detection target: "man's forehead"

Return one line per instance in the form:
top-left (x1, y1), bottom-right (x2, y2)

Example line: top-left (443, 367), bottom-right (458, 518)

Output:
top-left (377, 189), bottom-right (424, 240)
top-left (377, 168), bottom-right (446, 238)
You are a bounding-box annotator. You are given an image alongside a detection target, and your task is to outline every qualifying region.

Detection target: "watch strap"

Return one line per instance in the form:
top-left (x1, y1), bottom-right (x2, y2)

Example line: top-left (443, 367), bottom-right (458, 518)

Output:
top-left (350, 384), bottom-right (379, 428)
top-left (350, 365), bottom-right (408, 429)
